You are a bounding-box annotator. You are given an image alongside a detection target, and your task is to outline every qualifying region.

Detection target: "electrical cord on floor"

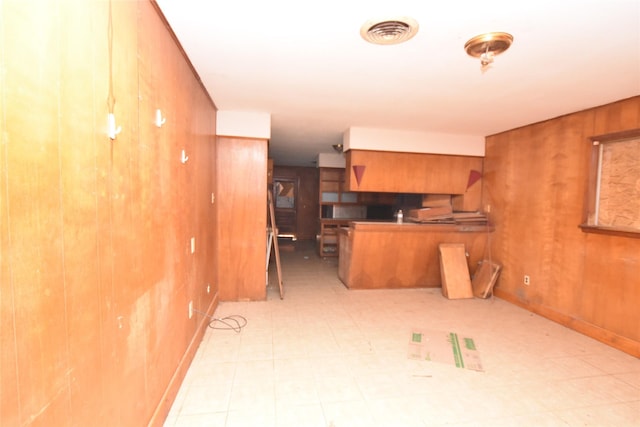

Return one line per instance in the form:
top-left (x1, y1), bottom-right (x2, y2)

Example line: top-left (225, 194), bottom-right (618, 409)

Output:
top-left (192, 309), bottom-right (247, 333)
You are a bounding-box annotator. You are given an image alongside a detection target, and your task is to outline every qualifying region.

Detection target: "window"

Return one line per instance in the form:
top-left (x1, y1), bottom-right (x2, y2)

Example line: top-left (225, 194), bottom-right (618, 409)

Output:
top-left (581, 128), bottom-right (640, 238)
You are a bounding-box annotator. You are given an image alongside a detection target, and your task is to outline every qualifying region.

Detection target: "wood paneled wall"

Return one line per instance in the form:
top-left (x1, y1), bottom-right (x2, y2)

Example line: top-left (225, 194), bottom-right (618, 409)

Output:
top-left (0, 1), bottom-right (218, 426)
top-left (483, 96), bottom-right (640, 357)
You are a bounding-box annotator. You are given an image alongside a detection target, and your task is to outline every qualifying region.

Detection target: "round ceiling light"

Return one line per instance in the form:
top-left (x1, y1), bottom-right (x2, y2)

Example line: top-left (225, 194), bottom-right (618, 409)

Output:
top-left (464, 32), bottom-right (513, 61)
top-left (360, 17), bottom-right (419, 45)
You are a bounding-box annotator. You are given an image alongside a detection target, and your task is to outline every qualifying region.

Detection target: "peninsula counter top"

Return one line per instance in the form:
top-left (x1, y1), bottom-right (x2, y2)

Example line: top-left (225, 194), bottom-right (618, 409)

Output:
top-left (337, 221), bottom-right (491, 289)
top-left (343, 221), bottom-right (490, 232)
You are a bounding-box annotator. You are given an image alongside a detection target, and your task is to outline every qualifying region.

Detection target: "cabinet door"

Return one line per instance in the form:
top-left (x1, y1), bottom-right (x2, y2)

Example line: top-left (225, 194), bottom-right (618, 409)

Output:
top-left (319, 167), bottom-right (360, 205)
top-left (346, 150), bottom-right (483, 194)
top-left (319, 168), bottom-right (342, 203)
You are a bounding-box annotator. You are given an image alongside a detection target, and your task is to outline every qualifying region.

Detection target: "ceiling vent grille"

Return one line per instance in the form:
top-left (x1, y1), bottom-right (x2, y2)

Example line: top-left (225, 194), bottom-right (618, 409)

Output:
top-left (361, 17), bottom-right (419, 45)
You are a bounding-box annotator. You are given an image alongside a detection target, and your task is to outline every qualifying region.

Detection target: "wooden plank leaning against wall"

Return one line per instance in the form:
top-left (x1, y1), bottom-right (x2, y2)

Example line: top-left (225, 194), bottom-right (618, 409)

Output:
top-left (1, 1), bottom-right (218, 426)
top-left (483, 96), bottom-right (640, 357)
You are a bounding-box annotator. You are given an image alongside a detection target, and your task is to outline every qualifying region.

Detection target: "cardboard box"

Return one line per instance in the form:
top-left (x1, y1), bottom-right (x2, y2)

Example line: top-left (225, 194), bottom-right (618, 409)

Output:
top-left (408, 329), bottom-right (483, 371)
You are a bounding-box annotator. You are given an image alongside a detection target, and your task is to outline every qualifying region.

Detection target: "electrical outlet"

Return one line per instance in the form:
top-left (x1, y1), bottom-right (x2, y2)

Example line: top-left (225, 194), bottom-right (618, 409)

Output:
top-left (524, 275), bottom-right (530, 286)
top-left (188, 301), bottom-right (193, 319)
top-left (190, 237), bottom-right (195, 254)
top-left (206, 284), bottom-right (210, 294)
top-left (486, 204), bottom-right (491, 213)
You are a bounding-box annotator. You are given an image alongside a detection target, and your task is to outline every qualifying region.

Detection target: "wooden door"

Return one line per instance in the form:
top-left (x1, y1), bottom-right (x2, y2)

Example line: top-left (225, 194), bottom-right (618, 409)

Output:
top-left (273, 177), bottom-right (298, 239)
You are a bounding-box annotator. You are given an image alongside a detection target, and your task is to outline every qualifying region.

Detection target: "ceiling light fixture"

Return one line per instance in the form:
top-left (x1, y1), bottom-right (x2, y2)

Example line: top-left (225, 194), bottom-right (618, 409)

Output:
top-left (360, 17), bottom-right (419, 45)
top-left (464, 32), bottom-right (513, 71)
top-left (332, 144), bottom-right (343, 154)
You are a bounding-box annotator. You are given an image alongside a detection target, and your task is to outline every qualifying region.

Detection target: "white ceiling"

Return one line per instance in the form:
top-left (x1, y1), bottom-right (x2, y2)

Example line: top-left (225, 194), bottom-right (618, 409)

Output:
top-left (156, 0), bottom-right (640, 166)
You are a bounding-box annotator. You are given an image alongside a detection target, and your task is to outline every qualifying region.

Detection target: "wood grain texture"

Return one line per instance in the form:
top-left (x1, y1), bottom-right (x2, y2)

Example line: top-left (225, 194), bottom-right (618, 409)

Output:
top-left (295, 167), bottom-right (320, 240)
top-left (216, 136), bottom-right (268, 301)
top-left (338, 222), bottom-right (490, 290)
top-left (1, 1), bottom-right (218, 425)
top-left (345, 149), bottom-right (483, 194)
top-left (3, 2), bottom-right (69, 424)
top-left (438, 244), bottom-right (473, 299)
top-left (484, 96), bottom-right (640, 356)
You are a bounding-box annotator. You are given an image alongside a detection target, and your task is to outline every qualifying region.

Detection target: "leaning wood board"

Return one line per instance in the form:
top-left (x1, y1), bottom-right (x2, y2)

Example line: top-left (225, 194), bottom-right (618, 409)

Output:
top-left (268, 191), bottom-right (284, 299)
top-left (438, 243), bottom-right (473, 299)
top-left (471, 260), bottom-right (501, 298)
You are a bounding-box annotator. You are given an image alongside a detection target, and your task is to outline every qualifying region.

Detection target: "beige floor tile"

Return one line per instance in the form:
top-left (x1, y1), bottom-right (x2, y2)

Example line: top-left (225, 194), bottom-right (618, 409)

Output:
top-left (614, 371), bottom-right (640, 390)
top-left (273, 357), bottom-right (315, 381)
top-left (355, 373), bottom-right (410, 401)
top-left (451, 412), bottom-right (569, 427)
top-left (315, 375), bottom-right (364, 403)
top-left (525, 375), bottom-right (638, 411)
top-left (566, 375), bottom-right (640, 403)
top-left (177, 383), bottom-right (231, 415)
top-left (272, 340), bottom-right (309, 359)
top-left (274, 377), bottom-right (319, 407)
top-left (225, 408), bottom-right (276, 427)
top-left (554, 401), bottom-right (640, 426)
top-left (310, 355), bottom-right (357, 379)
top-left (233, 359), bottom-right (274, 384)
top-left (275, 403), bottom-right (326, 427)
top-left (183, 361), bottom-right (236, 387)
top-left (237, 341), bottom-right (273, 361)
top-left (321, 400), bottom-right (375, 427)
top-left (228, 380), bottom-right (275, 412)
top-left (533, 356), bottom-right (609, 380)
top-left (581, 352), bottom-right (640, 375)
top-left (165, 240), bottom-right (639, 427)
top-left (172, 412), bottom-right (227, 427)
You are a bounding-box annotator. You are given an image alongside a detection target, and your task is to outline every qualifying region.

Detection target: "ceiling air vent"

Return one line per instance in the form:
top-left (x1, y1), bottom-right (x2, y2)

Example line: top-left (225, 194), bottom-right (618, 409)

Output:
top-left (360, 17), bottom-right (419, 45)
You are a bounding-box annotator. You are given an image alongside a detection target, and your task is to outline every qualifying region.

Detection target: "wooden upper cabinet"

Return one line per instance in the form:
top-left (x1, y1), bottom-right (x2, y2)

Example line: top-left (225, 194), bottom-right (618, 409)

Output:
top-left (345, 149), bottom-right (483, 194)
top-left (319, 167), bottom-right (358, 207)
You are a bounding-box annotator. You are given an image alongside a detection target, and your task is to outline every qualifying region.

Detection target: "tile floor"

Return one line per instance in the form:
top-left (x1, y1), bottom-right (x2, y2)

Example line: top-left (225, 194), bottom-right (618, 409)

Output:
top-left (164, 241), bottom-right (640, 427)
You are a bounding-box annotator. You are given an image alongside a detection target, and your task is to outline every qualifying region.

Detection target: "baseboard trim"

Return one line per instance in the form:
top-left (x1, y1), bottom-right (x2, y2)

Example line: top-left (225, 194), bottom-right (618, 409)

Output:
top-left (494, 289), bottom-right (639, 358)
top-left (147, 292), bottom-right (219, 426)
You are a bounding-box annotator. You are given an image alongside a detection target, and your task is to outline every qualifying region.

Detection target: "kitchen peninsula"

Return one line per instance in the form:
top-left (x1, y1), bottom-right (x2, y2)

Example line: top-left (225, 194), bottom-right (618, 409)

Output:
top-left (321, 147), bottom-right (488, 289)
top-left (338, 221), bottom-right (491, 289)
